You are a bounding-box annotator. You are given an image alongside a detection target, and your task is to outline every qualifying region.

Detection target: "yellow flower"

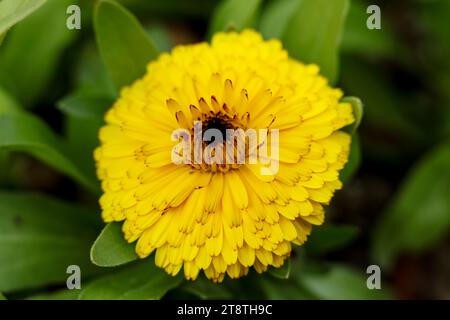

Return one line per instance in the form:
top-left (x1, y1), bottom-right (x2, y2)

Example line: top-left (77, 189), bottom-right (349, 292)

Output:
top-left (94, 29), bottom-right (354, 282)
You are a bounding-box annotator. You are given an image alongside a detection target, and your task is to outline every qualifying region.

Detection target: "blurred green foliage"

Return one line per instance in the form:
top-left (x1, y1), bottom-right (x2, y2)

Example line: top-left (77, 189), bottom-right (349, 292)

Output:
top-left (0, 192), bottom-right (102, 292)
top-left (372, 142), bottom-right (450, 269)
top-left (0, 0), bottom-right (449, 300)
top-left (0, 0), bottom-right (77, 107)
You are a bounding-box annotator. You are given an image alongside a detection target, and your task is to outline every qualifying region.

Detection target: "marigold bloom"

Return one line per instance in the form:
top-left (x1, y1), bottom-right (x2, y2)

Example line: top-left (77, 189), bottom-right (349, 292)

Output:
top-left (95, 29), bottom-right (354, 282)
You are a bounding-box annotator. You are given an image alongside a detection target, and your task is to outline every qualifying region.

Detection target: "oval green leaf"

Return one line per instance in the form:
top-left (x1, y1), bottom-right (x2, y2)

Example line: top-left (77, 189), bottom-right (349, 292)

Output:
top-left (208, 0), bottom-right (262, 38)
top-left (282, 0), bottom-right (349, 84)
top-left (94, 0), bottom-right (159, 91)
top-left (91, 222), bottom-right (138, 267)
top-left (258, 0), bottom-right (301, 39)
top-left (78, 260), bottom-right (183, 300)
top-left (0, 0), bottom-right (47, 34)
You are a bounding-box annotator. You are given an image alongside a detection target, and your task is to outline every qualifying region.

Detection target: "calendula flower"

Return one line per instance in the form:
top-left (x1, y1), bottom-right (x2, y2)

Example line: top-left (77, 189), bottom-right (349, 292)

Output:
top-left (95, 29), bottom-right (354, 282)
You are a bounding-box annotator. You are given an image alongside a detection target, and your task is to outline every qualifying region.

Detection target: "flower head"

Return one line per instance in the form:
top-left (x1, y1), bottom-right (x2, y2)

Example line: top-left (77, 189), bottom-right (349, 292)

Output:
top-left (95, 29), bottom-right (354, 282)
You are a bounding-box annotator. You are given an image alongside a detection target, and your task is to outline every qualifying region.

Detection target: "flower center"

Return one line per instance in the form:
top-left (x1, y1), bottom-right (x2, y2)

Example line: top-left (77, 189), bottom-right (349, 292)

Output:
top-left (188, 112), bottom-right (243, 173)
top-left (203, 114), bottom-right (236, 145)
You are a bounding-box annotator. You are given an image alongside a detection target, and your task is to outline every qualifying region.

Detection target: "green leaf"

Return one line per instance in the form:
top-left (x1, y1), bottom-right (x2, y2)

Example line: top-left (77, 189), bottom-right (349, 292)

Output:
top-left (0, 292), bottom-right (6, 300)
top-left (340, 134), bottom-right (361, 183)
top-left (258, 0), bottom-right (301, 39)
top-left (305, 224), bottom-right (359, 255)
top-left (298, 264), bottom-right (392, 300)
top-left (282, 0), bottom-right (349, 83)
top-left (0, 0), bottom-right (47, 34)
top-left (0, 0), bottom-right (78, 106)
top-left (372, 142), bottom-right (450, 268)
top-left (268, 258), bottom-right (290, 279)
top-left (91, 223), bottom-right (138, 267)
top-left (208, 0), bottom-right (262, 38)
top-left (94, 0), bottom-right (159, 91)
top-left (0, 111), bottom-right (99, 193)
top-left (343, 96), bottom-right (363, 134)
top-left (78, 260), bottom-right (183, 300)
top-left (0, 192), bottom-right (102, 292)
